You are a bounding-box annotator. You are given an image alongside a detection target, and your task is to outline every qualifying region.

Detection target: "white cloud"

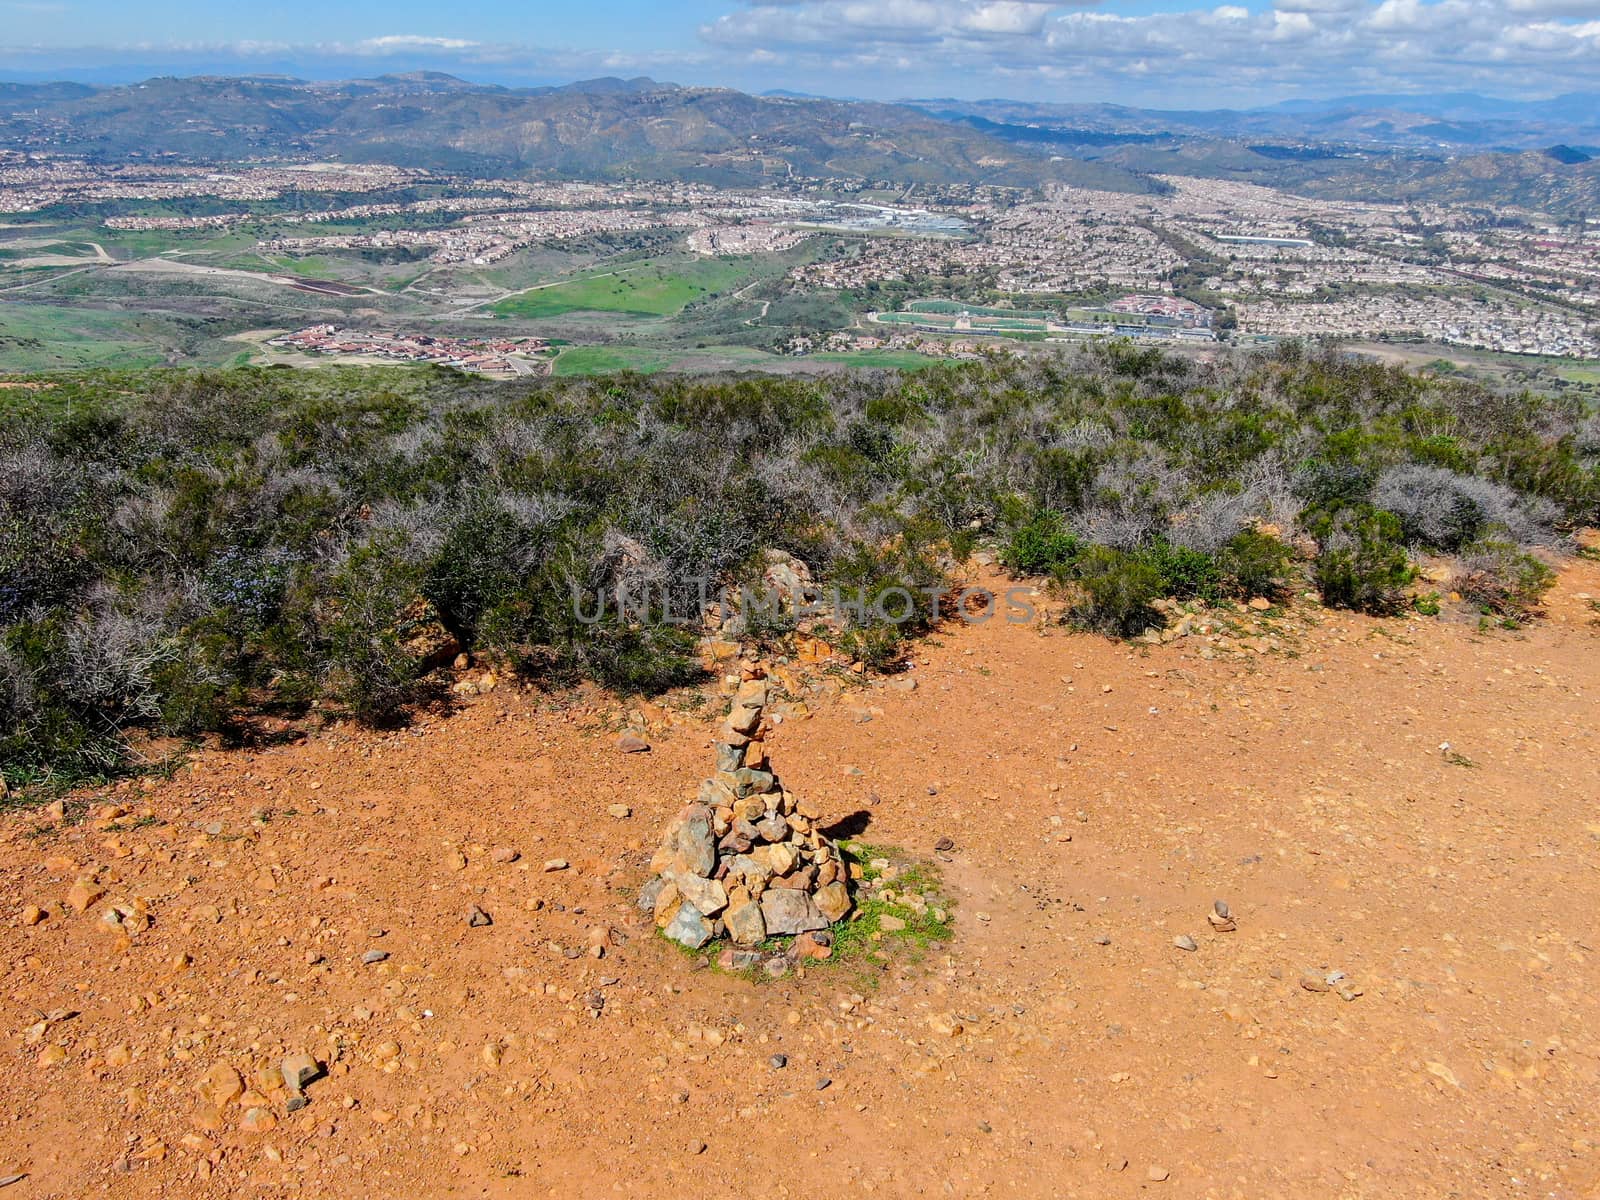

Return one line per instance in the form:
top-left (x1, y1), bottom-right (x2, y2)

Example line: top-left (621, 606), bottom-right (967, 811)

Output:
top-left (3, 0), bottom-right (1599, 104)
top-left (1506, 0), bottom-right (1600, 15)
top-left (701, 0), bottom-right (1600, 98)
top-left (358, 35), bottom-right (480, 54)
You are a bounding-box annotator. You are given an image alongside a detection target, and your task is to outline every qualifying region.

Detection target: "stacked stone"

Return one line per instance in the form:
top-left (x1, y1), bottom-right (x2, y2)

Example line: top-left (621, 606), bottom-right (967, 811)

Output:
top-left (639, 677), bottom-right (852, 958)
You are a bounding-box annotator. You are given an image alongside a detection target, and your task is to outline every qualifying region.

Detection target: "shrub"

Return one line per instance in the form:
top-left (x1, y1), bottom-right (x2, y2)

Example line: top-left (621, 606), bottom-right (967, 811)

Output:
top-left (1216, 530), bottom-right (1295, 599)
top-left (1310, 505), bottom-right (1414, 615)
top-left (320, 539), bottom-right (429, 724)
top-left (4, 351), bottom-right (1598, 778)
top-left (1003, 513), bottom-right (1082, 576)
top-left (1142, 540), bottom-right (1221, 601)
top-left (1454, 534), bottom-right (1556, 620)
top-left (1373, 464), bottom-right (1556, 552)
top-left (1067, 546), bottom-right (1164, 636)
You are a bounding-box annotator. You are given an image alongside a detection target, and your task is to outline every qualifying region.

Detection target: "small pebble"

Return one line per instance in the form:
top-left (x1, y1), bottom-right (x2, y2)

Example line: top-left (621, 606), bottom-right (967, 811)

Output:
top-left (1173, 935), bottom-right (1198, 952)
top-left (770, 1054), bottom-right (788, 1070)
top-left (361, 950), bottom-right (389, 965)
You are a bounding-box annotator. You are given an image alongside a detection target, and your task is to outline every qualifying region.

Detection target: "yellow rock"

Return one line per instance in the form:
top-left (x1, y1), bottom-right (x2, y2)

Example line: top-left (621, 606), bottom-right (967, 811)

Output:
top-left (240, 1107), bottom-right (276, 1135)
top-left (65, 879), bottom-right (104, 913)
top-left (200, 1062), bottom-right (244, 1106)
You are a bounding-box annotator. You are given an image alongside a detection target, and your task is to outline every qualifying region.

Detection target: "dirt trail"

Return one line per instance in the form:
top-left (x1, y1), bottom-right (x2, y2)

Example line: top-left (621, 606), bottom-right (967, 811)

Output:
top-left (4, 560), bottom-right (1600, 1198)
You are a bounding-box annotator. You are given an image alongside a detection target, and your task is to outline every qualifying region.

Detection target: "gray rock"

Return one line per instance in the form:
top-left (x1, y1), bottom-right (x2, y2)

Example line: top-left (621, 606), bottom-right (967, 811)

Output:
top-left (1173, 934), bottom-right (1198, 952)
top-left (468, 907), bottom-right (492, 927)
top-left (714, 743), bottom-right (746, 773)
top-left (664, 902), bottom-right (713, 950)
top-left (281, 1053), bottom-right (321, 1092)
top-left (698, 778), bottom-right (737, 809)
top-left (637, 876), bottom-right (668, 913)
top-left (725, 854), bottom-right (773, 888)
top-left (673, 872), bottom-right (729, 917)
top-left (731, 768), bottom-right (776, 797)
top-left (770, 1054), bottom-right (788, 1069)
top-left (361, 949), bottom-right (389, 965)
top-left (716, 946), bottom-right (764, 971)
top-left (724, 899), bottom-right (767, 946)
top-left (761, 889), bottom-right (828, 936)
top-left (755, 813), bottom-right (790, 843)
top-left (674, 805), bottom-right (717, 877)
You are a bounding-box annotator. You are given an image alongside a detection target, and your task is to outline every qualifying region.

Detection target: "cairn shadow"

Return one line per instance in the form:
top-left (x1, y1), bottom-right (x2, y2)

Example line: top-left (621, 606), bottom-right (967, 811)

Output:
top-left (820, 809), bottom-right (873, 840)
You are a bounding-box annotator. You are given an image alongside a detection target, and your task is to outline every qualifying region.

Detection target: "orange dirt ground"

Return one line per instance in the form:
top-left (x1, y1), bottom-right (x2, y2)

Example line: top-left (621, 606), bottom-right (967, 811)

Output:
top-left (4, 558), bottom-right (1600, 1199)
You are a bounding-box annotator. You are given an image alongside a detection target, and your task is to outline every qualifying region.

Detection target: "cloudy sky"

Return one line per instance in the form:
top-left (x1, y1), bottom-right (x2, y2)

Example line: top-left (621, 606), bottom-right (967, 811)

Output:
top-left (1, 0), bottom-right (1596, 105)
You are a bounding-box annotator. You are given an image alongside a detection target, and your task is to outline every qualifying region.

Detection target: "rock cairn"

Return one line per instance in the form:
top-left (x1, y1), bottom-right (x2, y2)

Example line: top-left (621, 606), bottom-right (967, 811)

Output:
top-left (638, 676), bottom-right (852, 964)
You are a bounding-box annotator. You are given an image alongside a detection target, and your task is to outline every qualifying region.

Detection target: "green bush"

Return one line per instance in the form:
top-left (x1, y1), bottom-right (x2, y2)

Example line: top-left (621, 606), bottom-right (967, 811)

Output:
top-left (1309, 506), bottom-right (1414, 615)
top-left (1216, 530), bottom-right (1295, 599)
top-left (1003, 513), bottom-right (1082, 576)
top-left (1142, 540), bottom-right (1221, 601)
top-left (1068, 546), bottom-right (1164, 636)
top-left (322, 540), bottom-right (429, 724)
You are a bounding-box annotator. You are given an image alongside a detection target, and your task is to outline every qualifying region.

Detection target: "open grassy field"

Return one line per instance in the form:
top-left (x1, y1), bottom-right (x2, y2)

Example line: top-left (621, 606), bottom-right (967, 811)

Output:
top-left (492, 257), bottom-right (754, 319)
top-left (551, 345), bottom-right (675, 375)
top-left (0, 302), bottom-right (183, 370)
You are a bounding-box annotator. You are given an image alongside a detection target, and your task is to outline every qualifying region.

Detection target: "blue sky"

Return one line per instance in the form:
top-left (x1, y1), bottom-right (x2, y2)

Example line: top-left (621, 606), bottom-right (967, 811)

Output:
top-left (1, 0), bottom-right (1597, 104)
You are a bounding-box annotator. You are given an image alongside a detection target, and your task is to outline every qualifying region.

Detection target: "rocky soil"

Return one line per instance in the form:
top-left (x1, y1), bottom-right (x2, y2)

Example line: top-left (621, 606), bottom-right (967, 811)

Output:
top-left (3, 559), bottom-right (1600, 1198)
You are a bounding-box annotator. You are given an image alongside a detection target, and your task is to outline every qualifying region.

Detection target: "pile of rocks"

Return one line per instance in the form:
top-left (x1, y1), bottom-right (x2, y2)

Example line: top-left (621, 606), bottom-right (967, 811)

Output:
top-left (638, 676), bottom-right (852, 966)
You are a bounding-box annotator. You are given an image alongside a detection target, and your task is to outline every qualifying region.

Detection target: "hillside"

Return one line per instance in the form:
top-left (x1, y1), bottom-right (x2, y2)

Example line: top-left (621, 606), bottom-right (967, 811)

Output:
top-left (0, 74), bottom-right (1157, 192)
top-left (1304, 148), bottom-right (1600, 215)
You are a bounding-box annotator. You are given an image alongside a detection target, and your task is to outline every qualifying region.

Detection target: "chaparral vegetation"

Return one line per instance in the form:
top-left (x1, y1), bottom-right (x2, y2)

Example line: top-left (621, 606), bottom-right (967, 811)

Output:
top-left (3, 342), bottom-right (1596, 780)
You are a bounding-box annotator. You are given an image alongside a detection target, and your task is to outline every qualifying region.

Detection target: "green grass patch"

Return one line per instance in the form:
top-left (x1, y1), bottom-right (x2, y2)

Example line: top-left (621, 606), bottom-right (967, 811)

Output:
top-left (831, 841), bottom-right (953, 958)
top-left (0, 302), bottom-right (172, 370)
top-left (551, 345), bottom-right (674, 376)
top-left (681, 841), bottom-right (953, 984)
top-left (492, 257), bottom-right (752, 319)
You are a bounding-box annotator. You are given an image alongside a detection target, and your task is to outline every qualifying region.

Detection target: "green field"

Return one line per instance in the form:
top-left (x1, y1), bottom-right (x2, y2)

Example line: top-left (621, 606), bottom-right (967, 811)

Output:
top-left (0, 303), bottom-right (177, 370)
top-left (552, 345), bottom-right (674, 376)
top-left (492, 257), bottom-right (753, 319)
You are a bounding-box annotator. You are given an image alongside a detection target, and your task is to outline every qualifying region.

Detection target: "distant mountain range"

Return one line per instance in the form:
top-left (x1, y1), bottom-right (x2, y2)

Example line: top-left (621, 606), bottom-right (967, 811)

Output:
top-left (902, 91), bottom-right (1600, 215)
top-left (0, 73), bottom-right (1155, 193)
top-left (2, 74), bottom-right (1597, 214)
top-left (906, 91), bottom-right (1600, 151)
